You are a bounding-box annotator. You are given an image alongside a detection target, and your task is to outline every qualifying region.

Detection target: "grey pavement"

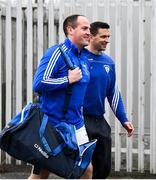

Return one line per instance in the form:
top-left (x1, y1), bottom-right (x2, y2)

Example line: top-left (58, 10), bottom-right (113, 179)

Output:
top-left (0, 164), bottom-right (156, 179)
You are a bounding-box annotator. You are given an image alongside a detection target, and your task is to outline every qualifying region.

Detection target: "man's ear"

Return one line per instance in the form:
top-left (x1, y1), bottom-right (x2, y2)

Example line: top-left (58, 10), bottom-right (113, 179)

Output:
top-left (67, 26), bottom-right (74, 36)
top-left (89, 34), bottom-right (94, 40)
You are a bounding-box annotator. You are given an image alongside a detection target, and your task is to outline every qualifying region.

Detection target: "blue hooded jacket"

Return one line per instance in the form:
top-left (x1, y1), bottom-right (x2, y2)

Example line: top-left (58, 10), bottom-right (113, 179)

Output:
top-left (33, 39), bottom-right (90, 129)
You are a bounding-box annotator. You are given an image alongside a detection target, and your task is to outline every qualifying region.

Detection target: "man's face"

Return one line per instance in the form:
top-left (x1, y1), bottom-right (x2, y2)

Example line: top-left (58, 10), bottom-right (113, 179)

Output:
top-left (91, 28), bottom-right (110, 52)
top-left (68, 16), bottom-right (90, 49)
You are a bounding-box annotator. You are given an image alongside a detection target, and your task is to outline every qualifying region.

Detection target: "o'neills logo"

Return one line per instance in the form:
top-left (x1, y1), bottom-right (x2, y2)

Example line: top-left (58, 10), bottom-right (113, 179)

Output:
top-left (34, 144), bottom-right (49, 159)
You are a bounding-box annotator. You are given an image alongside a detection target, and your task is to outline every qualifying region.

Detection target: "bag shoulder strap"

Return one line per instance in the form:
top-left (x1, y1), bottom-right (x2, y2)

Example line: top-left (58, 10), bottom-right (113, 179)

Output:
top-left (36, 46), bottom-right (74, 115)
top-left (59, 46), bottom-right (75, 70)
top-left (59, 46), bottom-right (74, 115)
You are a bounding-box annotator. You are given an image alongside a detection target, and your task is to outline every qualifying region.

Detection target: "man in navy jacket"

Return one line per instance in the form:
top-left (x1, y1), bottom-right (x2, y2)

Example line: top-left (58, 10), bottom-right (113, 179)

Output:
top-left (82, 21), bottom-right (134, 179)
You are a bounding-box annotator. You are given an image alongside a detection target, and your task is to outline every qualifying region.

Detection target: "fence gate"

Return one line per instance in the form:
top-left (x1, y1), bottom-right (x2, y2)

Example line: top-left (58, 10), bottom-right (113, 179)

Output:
top-left (0, 0), bottom-right (156, 175)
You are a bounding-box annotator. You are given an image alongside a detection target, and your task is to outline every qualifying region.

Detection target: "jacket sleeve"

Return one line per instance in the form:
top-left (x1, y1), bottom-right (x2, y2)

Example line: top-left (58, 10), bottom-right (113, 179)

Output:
top-left (107, 64), bottom-right (128, 126)
top-left (33, 46), bottom-right (69, 94)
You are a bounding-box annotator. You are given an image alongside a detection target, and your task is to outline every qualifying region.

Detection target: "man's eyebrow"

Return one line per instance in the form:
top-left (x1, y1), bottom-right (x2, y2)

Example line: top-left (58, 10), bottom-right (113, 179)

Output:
top-left (100, 35), bottom-right (110, 37)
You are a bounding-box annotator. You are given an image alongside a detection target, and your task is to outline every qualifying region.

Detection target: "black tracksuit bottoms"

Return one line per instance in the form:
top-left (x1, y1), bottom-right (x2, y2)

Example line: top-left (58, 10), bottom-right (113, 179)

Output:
top-left (84, 115), bottom-right (112, 179)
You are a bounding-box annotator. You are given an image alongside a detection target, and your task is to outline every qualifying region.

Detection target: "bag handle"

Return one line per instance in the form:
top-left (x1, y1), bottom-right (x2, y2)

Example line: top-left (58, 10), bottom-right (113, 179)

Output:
top-left (39, 114), bottom-right (66, 156)
top-left (19, 103), bottom-right (33, 124)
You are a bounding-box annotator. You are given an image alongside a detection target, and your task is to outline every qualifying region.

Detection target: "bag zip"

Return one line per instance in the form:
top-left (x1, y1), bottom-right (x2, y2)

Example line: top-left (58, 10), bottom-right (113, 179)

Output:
top-left (77, 139), bottom-right (97, 166)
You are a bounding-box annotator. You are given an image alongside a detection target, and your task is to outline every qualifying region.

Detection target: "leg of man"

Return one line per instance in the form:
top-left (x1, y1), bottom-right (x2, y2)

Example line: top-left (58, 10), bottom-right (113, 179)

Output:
top-left (28, 166), bottom-right (49, 179)
top-left (84, 115), bottom-right (112, 179)
top-left (80, 162), bottom-right (93, 179)
top-left (92, 136), bottom-right (111, 179)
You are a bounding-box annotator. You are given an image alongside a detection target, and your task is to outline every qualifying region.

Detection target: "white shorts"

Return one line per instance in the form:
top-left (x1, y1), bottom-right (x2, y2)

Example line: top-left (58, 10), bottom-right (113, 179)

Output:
top-left (75, 125), bottom-right (89, 146)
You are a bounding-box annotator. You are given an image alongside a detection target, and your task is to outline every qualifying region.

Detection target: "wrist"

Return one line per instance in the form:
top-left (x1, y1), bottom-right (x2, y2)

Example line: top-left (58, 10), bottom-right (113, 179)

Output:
top-left (67, 76), bottom-right (72, 84)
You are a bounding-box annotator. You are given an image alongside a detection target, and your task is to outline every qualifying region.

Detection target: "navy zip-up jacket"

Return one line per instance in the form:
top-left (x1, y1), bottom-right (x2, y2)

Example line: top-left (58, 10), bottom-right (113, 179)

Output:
top-left (82, 49), bottom-right (128, 126)
top-left (33, 39), bottom-right (90, 129)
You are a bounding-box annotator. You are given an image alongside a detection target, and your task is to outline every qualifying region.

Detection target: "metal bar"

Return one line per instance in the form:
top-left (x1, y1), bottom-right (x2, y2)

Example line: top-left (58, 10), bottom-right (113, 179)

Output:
top-left (48, 0), bottom-right (54, 47)
top-left (37, 0), bottom-right (43, 64)
top-left (114, 0), bottom-right (122, 171)
top-left (126, 0), bottom-right (133, 173)
top-left (112, 147), bottom-right (150, 155)
top-left (138, 0), bottom-right (145, 173)
top-left (5, 0), bottom-right (12, 164)
top-left (26, 0), bottom-right (33, 103)
top-left (0, 4), bottom-right (2, 164)
top-left (150, 0), bottom-right (156, 174)
top-left (58, 0), bottom-right (64, 43)
top-left (16, 0), bottom-right (22, 114)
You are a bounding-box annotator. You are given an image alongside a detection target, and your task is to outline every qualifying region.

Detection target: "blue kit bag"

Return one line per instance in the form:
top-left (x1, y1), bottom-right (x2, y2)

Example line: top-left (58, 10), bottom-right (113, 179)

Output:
top-left (0, 103), bottom-right (96, 178)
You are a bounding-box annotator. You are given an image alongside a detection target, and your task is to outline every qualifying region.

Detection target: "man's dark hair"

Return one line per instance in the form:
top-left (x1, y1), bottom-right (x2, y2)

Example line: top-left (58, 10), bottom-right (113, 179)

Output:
top-left (90, 21), bottom-right (110, 36)
top-left (63, 14), bottom-right (85, 36)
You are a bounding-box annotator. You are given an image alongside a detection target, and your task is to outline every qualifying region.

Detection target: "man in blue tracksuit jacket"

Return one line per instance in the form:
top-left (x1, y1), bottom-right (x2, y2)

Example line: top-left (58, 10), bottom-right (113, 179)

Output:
top-left (28, 15), bottom-right (93, 179)
top-left (82, 22), bottom-right (134, 179)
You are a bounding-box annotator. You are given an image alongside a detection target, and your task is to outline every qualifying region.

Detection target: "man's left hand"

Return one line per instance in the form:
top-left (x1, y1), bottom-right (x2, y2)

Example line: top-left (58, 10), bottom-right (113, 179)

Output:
top-left (123, 121), bottom-right (134, 137)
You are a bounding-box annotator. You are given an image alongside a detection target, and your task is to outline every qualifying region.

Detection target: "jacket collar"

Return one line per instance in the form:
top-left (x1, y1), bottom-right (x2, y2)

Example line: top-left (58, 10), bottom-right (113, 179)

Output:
top-left (64, 38), bottom-right (81, 55)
